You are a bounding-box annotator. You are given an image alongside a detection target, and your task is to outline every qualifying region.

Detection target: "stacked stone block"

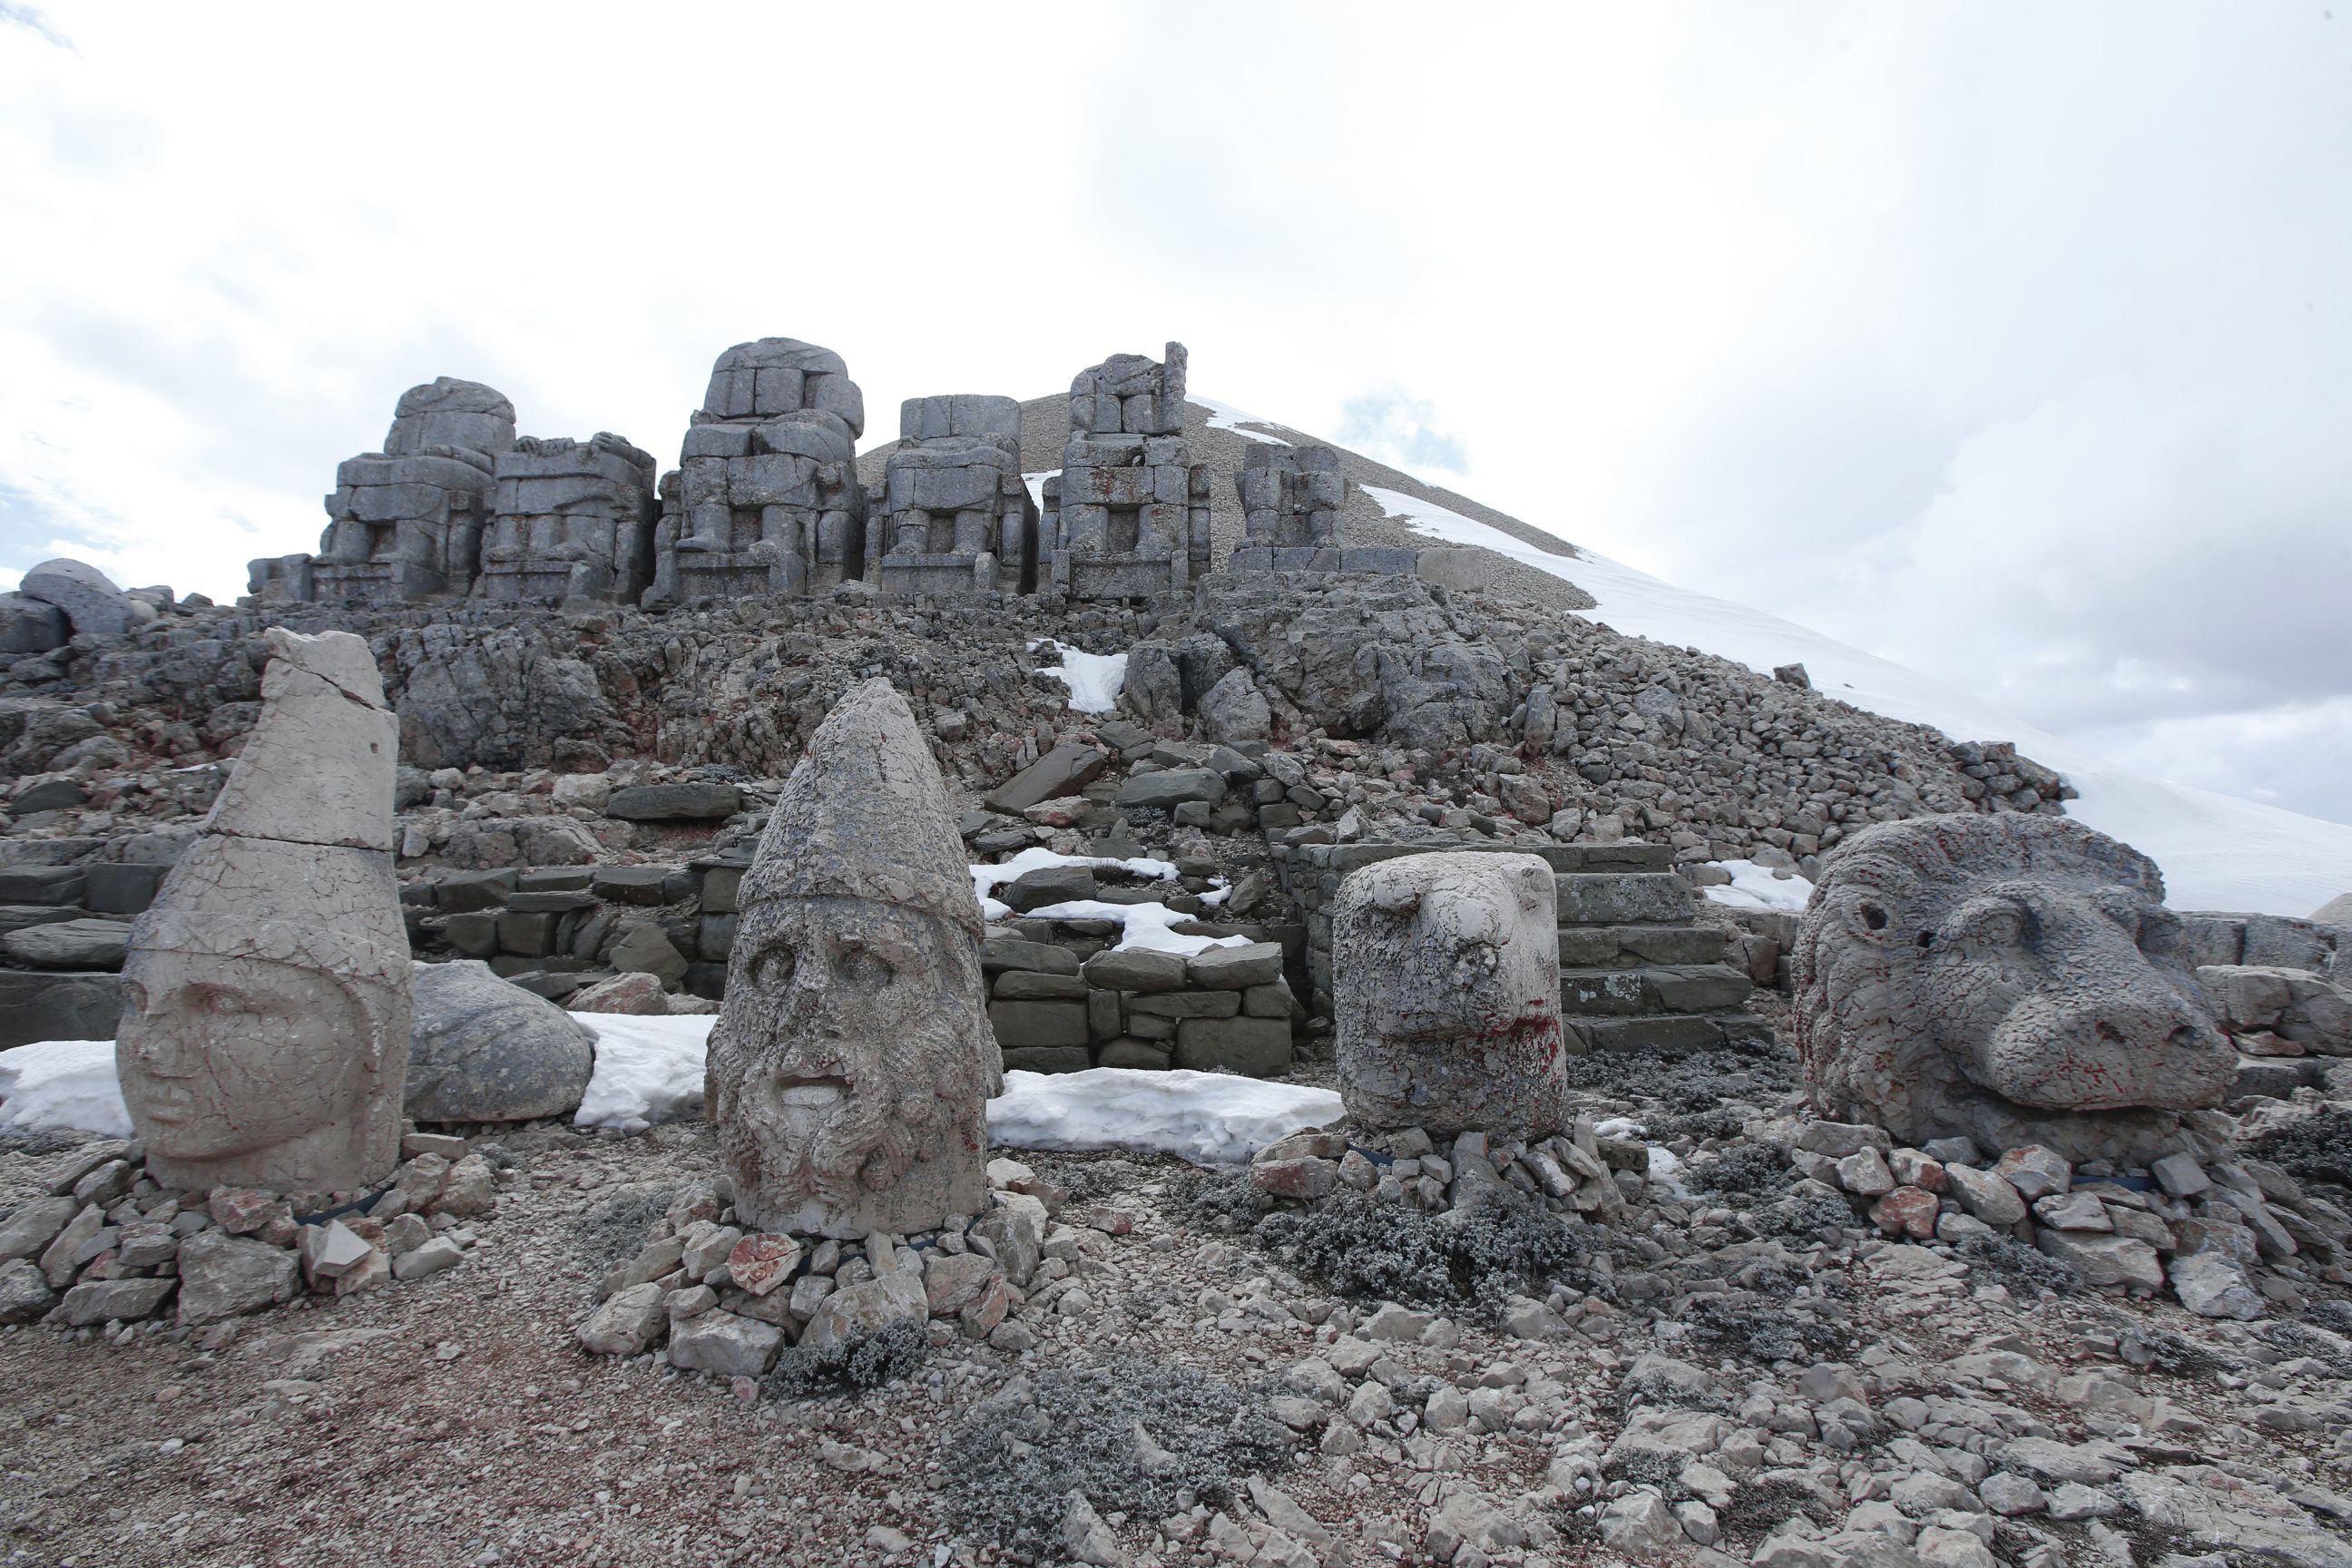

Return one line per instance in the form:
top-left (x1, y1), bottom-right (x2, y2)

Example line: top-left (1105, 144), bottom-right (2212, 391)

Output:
top-left (252, 378), bottom-right (517, 604)
top-left (983, 936), bottom-right (1295, 1077)
top-left (870, 396), bottom-right (1039, 597)
top-left (1293, 840), bottom-right (1767, 1054)
top-left (1040, 343), bottom-right (1210, 600)
top-left (644, 338), bottom-right (869, 606)
top-left (1229, 445), bottom-right (1417, 575)
top-left (475, 434), bottom-right (659, 604)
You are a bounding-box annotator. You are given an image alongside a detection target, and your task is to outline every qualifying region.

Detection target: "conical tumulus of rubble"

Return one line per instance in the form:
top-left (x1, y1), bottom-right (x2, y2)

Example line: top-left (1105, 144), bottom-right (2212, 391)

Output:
top-left (706, 677), bottom-right (999, 1239)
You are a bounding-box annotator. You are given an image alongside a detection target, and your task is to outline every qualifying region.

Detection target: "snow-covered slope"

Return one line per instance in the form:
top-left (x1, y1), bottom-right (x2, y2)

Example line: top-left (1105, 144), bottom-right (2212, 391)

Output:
top-left (1355, 483), bottom-right (2352, 916)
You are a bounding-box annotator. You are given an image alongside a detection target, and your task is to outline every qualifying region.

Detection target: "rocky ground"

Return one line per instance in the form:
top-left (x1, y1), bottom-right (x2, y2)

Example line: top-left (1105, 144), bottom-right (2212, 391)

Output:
top-left (5, 1018), bottom-right (2349, 1568)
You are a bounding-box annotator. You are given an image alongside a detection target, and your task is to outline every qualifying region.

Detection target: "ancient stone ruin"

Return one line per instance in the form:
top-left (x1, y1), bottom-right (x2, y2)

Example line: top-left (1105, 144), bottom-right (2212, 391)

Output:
top-left (706, 678), bottom-right (997, 1238)
top-left (645, 338), bottom-right (869, 606)
top-left (871, 395), bottom-right (1039, 597)
top-left (115, 628), bottom-right (412, 1191)
top-left (1039, 343), bottom-right (1210, 600)
top-left (251, 377), bottom-right (517, 604)
top-left (1230, 445), bottom-right (1416, 575)
top-left (475, 433), bottom-right (660, 605)
top-left (1793, 813), bottom-right (2237, 1164)
top-left (1333, 849), bottom-right (1565, 1140)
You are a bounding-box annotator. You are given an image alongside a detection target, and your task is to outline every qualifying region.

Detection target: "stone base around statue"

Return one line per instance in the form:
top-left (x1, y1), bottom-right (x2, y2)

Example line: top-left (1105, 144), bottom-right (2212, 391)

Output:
top-left (1046, 551), bottom-right (1190, 602)
top-left (1227, 546), bottom-right (1423, 575)
top-left (877, 552), bottom-right (999, 598)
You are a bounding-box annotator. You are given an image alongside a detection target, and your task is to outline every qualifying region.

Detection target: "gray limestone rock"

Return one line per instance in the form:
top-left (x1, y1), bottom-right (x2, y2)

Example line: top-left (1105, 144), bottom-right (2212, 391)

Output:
top-left (117, 628), bottom-right (412, 1192)
top-left (1196, 668), bottom-right (1273, 746)
top-left (1114, 769), bottom-right (1227, 810)
top-left (707, 680), bottom-right (997, 1239)
top-left (610, 923), bottom-right (689, 987)
top-left (577, 1281), bottom-right (667, 1356)
top-left (175, 1230), bottom-right (300, 1325)
top-left (0, 1197), bottom-right (79, 1264)
top-left (982, 743), bottom-right (1108, 814)
top-left (57, 1276), bottom-right (173, 1326)
top-left (667, 1308), bottom-right (786, 1377)
top-left (605, 782), bottom-right (742, 821)
top-left (1794, 816), bottom-right (2234, 1163)
top-left (0, 592), bottom-right (69, 653)
top-left (19, 558), bottom-right (150, 637)
top-left (798, 1264), bottom-right (927, 1349)
top-left (1334, 852), bottom-right (1564, 1139)
top-left (0, 968), bottom-right (122, 1049)
top-left (406, 960), bottom-right (597, 1122)
top-left (1, 917), bottom-right (130, 970)
top-left (0, 1258), bottom-right (58, 1323)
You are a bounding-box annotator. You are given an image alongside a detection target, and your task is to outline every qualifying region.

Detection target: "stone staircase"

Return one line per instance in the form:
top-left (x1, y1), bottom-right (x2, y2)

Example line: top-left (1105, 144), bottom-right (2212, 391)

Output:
top-left (1286, 839), bottom-right (1771, 1054)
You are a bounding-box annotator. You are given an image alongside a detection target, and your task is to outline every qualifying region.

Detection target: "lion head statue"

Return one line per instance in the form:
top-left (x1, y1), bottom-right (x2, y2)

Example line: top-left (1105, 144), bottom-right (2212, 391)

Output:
top-left (1792, 814), bottom-right (2233, 1164)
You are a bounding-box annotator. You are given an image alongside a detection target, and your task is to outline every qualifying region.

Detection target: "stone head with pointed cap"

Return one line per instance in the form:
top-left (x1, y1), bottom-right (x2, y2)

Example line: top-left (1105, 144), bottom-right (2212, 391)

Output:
top-left (707, 678), bottom-right (999, 1238)
top-left (116, 627), bottom-right (412, 1192)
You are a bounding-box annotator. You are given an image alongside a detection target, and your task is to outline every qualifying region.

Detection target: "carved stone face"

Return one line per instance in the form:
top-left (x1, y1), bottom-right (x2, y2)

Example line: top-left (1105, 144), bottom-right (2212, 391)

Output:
top-left (117, 953), bottom-right (371, 1165)
top-left (1795, 815), bottom-right (2235, 1163)
top-left (708, 894), bottom-right (993, 1236)
top-left (1334, 852), bottom-right (1564, 1140)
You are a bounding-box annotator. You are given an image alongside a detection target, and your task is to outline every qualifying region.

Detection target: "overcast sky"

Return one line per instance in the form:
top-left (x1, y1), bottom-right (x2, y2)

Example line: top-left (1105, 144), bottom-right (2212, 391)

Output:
top-left (4, 3), bottom-right (2347, 822)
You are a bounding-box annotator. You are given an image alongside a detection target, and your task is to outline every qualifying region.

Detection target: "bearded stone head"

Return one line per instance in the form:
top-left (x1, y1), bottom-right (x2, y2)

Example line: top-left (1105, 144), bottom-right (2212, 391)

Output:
top-left (707, 679), bottom-right (997, 1238)
top-left (1792, 814), bottom-right (2233, 1164)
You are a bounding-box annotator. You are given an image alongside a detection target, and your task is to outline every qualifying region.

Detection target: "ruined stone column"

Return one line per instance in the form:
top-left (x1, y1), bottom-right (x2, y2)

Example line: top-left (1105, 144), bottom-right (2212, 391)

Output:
top-left (707, 678), bottom-right (999, 1237)
top-left (1333, 851), bottom-right (1564, 1140)
top-left (116, 628), bottom-right (412, 1191)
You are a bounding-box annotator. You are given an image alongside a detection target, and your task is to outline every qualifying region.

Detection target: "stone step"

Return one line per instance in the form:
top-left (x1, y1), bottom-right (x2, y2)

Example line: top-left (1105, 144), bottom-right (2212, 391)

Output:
top-left (1553, 872), bottom-right (1695, 928)
top-left (1565, 1010), bottom-right (1776, 1055)
top-left (1557, 923), bottom-right (1730, 969)
top-left (1558, 964), bottom-right (1755, 1017)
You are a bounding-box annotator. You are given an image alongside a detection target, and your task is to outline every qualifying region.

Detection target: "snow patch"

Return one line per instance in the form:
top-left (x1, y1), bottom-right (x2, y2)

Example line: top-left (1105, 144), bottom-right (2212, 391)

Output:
top-left (1017, 898), bottom-right (1249, 956)
top-left (1362, 485), bottom-right (2352, 916)
top-left (573, 1014), bottom-right (716, 1133)
top-left (970, 847), bottom-right (1180, 900)
top-left (1195, 397), bottom-right (1296, 447)
top-left (1022, 469), bottom-right (1059, 511)
top-left (1705, 860), bottom-right (1815, 914)
top-left (987, 1067), bottom-right (1343, 1164)
top-left (0, 1039), bottom-right (131, 1138)
top-left (1028, 638), bottom-right (1127, 714)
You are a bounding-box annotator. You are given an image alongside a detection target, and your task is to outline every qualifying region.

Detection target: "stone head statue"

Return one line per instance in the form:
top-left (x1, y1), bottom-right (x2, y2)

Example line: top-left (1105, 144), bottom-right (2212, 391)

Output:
top-left (1334, 851), bottom-right (1564, 1140)
top-left (117, 626), bottom-right (412, 1192)
top-left (1793, 814), bottom-right (2234, 1163)
top-left (708, 678), bottom-right (997, 1237)
top-left (119, 840), bottom-right (411, 1190)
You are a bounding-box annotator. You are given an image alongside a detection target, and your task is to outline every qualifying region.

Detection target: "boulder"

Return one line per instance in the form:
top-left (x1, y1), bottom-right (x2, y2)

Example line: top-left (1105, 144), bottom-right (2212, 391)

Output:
top-left (406, 960), bottom-right (596, 1122)
top-left (569, 972), bottom-right (669, 1014)
top-left (609, 923), bottom-right (688, 986)
top-left (798, 1266), bottom-right (927, 1350)
top-left (18, 558), bottom-right (148, 637)
top-left (175, 1230), bottom-right (301, 1325)
top-left (1114, 769), bottom-right (1227, 810)
top-left (0, 592), bottom-right (68, 654)
top-left (1, 917), bottom-right (131, 971)
top-left (983, 743), bottom-right (1108, 814)
top-left (667, 1308), bottom-right (785, 1377)
top-left (604, 783), bottom-right (741, 821)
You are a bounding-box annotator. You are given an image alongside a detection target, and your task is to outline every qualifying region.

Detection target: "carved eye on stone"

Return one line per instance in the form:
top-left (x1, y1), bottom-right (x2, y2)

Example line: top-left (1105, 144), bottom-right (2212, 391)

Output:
top-left (1964, 906), bottom-right (2029, 948)
top-left (752, 944), bottom-right (799, 991)
top-left (833, 944), bottom-right (896, 994)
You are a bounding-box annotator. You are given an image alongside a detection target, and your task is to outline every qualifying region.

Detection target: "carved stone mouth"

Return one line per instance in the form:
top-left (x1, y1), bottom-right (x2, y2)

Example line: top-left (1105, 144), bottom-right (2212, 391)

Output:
top-left (774, 1076), bottom-right (849, 1109)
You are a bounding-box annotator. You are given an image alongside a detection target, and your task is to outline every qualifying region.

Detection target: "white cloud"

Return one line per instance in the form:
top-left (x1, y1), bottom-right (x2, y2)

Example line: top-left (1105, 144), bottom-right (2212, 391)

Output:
top-left (1, 1), bottom-right (2346, 824)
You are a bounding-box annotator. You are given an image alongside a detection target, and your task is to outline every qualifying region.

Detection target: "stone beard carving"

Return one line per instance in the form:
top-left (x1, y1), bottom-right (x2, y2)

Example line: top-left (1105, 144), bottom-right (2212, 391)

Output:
top-left (1793, 815), bottom-right (2235, 1163)
top-left (1334, 852), bottom-right (1564, 1140)
top-left (706, 678), bottom-right (998, 1238)
top-left (116, 627), bottom-right (412, 1191)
